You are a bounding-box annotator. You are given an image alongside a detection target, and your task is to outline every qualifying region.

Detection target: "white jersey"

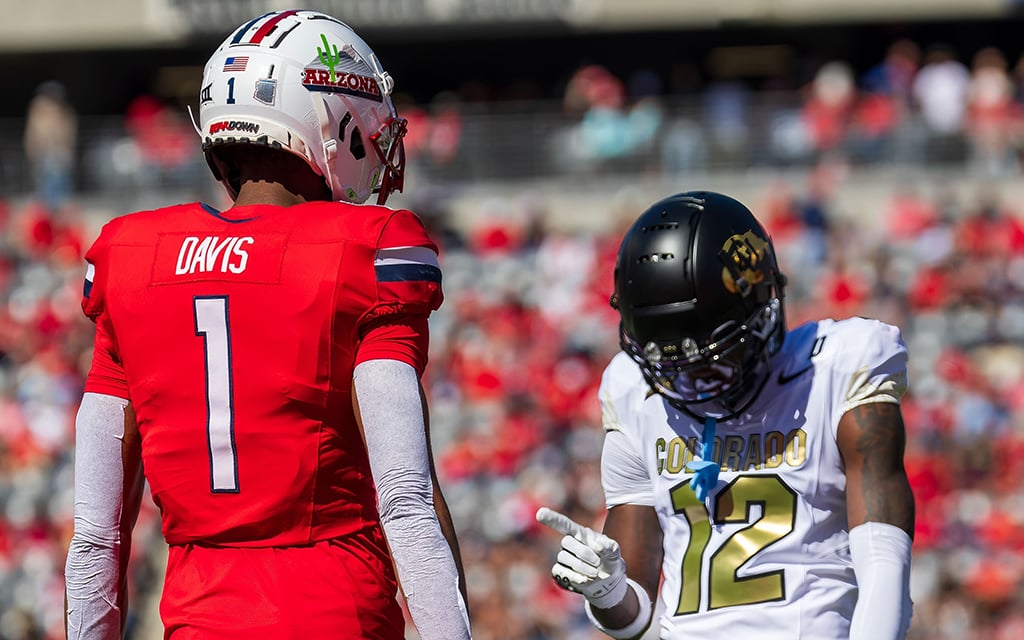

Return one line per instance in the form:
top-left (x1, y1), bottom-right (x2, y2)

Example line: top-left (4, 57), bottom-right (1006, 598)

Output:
top-left (599, 317), bottom-right (908, 640)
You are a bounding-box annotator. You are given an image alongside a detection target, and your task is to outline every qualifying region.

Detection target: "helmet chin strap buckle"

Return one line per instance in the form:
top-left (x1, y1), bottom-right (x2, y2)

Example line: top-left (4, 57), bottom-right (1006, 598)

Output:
top-left (310, 92), bottom-right (340, 198)
top-left (323, 138), bottom-right (338, 162)
top-left (313, 93), bottom-right (339, 163)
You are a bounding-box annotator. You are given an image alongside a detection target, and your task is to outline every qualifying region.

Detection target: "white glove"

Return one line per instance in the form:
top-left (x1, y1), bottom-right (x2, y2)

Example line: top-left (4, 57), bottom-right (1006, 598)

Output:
top-left (536, 507), bottom-right (628, 609)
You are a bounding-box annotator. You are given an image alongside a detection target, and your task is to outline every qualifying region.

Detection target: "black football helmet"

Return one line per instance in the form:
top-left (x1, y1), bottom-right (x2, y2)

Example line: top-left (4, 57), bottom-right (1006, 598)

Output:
top-left (612, 191), bottom-right (787, 419)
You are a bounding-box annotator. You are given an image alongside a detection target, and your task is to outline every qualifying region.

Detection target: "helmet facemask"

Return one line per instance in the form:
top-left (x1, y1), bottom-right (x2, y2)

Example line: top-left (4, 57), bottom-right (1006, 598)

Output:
top-left (369, 115), bottom-right (407, 205)
top-left (621, 299), bottom-right (783, 419)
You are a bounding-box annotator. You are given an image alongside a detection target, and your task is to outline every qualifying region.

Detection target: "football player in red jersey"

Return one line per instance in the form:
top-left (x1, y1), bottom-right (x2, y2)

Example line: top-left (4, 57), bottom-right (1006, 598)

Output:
top-left (64, 10), bottom-right (472, 640)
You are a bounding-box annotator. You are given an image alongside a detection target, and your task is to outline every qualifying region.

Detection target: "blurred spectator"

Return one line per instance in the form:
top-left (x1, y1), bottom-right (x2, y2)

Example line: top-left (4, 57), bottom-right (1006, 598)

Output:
top-left (697, 81), bottom-right (749, 168)
top-left (847, 85), bottom-right (901, 164)
top-left (913, 44), bottom-right (971, 163)
top-left (426, 92), bottom-right (466, 172)
top-left (955, 191), bottom-right (1020, 258)
top-left (864, 40), bottom-right (927, 164)
top-left (885, 185), bottom-right (940, 240)
top-left (557, 64), bottom-right (665, 173)
top-left (22, 82), bottom-right (77, 213)
top-left (577, 68), bottom-right (631, 164)
top-left (863, 39), bottom-right (922, 105)
top-left (393, 93), bottom-right (432, 161)
top-left (815, 253), bottom-right (871, 318)
top-left (397, 91), bottom-right (467, 178)
top-left (801, 56), bottom-right (907, 166)
top-left (801, 61), bottom-right (856, 158)
top-left (965, 47), bottom-right (1023, 175)
top-left (792, 165), bottom-right (836, 266)
top-left (124, 95), bottom-right (201, 190)
top-left (624, 69), bottom-right (665, 172)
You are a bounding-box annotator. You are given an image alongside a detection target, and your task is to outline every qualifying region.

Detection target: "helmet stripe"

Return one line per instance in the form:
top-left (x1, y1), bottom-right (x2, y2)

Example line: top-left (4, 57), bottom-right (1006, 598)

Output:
top-left (229, 10), bottom-right (299, 45)
top-left (249, 10), bottom-right (300, 44)
top-left (229, 12), bottom-right (272, 44)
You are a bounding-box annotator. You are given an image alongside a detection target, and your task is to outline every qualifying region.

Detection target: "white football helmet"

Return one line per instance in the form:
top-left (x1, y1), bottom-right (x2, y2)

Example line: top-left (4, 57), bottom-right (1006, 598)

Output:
top-left (197, 10), bottom-right (406, 205)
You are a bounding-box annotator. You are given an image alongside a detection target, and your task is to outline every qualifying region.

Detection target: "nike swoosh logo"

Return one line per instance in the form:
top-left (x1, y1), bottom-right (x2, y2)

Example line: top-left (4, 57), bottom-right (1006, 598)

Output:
top-left (777, 365), bottom-right (813, 385)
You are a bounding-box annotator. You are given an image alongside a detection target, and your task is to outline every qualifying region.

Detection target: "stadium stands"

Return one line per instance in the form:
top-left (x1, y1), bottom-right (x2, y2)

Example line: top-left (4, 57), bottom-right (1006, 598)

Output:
top-left (1, 27), bottom-right (1023, 640)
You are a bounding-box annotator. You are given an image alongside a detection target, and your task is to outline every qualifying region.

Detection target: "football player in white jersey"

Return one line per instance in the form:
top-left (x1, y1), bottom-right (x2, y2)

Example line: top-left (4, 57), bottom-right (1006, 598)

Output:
top-left (537, 191), bottom-right (914, 639)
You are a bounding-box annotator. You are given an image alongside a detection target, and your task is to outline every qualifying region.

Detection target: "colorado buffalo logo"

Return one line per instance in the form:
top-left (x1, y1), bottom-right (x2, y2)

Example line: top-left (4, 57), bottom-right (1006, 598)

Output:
top-left (719, 230), bottom-right (770, 297)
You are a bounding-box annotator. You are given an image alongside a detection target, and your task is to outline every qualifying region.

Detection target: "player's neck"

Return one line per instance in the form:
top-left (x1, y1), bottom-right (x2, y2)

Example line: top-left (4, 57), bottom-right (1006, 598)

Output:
top-left (232, 180), bottom-right (315, 208)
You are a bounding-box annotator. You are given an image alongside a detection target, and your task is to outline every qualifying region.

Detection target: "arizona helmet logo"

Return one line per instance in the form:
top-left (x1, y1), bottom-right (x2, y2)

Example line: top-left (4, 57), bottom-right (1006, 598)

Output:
top-left (301, 66), bottom-right (383, 101)
top-left (719, 230), bottom-right (769, 296)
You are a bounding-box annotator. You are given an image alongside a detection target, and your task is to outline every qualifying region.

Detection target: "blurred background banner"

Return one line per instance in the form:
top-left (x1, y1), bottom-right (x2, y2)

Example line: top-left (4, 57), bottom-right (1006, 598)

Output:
top-left (2, 1), bottom-right (1024, 639)
top-left (0, 0), bottom-right (1012, 52)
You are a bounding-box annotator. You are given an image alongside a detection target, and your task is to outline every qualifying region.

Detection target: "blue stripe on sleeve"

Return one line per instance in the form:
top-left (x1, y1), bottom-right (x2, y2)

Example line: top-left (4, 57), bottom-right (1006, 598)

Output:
top-left (375, 263), bottom-right (442, 284)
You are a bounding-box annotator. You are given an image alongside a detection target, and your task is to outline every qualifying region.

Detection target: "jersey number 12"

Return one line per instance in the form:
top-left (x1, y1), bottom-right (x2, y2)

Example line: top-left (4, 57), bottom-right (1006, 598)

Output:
top-left (671, 475), bottom-right (797, 614)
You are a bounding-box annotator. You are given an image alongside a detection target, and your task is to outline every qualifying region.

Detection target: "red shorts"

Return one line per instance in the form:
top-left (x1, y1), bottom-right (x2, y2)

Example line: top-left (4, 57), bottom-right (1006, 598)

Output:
top-left (160, 528), bottom-right (405, 639)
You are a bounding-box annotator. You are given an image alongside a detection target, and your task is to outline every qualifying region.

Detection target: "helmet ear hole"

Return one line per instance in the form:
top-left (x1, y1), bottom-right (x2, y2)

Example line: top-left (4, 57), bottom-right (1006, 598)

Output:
top-left (338, 112), bottom-right (352, 141)
top-left (349, 126), bottom-right (365, 160)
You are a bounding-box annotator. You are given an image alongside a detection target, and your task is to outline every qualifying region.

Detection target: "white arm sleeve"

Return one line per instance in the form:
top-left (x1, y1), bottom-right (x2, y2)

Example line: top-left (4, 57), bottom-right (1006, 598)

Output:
top-left (65, 392), bottom-right (130, 640)
top-left (353, 360), bottom-right (471, 640)
top-left (601, 430), bottom-right (654, 508)
top-left (849, 522), bottom-right (914, 640)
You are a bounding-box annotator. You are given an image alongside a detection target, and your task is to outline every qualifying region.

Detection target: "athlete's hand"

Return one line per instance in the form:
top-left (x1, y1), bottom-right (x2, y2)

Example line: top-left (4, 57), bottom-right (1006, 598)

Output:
top-left (536, 507), bottom-right (628, 609)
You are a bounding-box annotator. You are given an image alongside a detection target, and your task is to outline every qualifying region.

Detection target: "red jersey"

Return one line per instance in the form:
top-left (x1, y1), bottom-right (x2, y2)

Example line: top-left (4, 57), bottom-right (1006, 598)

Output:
top-left (81, 201), bottom-right (442, 547)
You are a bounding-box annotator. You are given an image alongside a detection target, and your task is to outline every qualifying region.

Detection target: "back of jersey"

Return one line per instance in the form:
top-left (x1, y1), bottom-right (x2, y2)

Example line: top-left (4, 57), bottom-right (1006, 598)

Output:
top-left (82, 201), bottom-right (442, 546)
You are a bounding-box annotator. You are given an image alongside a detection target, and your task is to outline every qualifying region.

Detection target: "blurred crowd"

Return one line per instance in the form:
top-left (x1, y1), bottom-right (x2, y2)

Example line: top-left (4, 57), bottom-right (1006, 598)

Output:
top-left (15, 37), bottom-right (1024, 200)
top-left (2, 35), bottom-right (1024, 640)
top-left (355, 38), bottom-right (1024, 182)
top-left (547, 39), bottom-right (1024, 180)
top-left (396, 38), bottom-right (1024, 184)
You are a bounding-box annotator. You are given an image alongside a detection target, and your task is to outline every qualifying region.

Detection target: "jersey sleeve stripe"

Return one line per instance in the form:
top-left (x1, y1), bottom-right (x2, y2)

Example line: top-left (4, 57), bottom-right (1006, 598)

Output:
top-left (374, 246), bottom-right (440, 269)
top-left (374, 246), bottom-right (441, 283)
top-left (83, 262), bottom-right (96, 298)
top-left (376, 263), bottom-right (442, 284)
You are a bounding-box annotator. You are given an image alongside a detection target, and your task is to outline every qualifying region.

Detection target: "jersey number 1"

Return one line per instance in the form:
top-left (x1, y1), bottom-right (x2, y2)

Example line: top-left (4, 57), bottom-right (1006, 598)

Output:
top-left (194, 296), bottom-right (239, 493)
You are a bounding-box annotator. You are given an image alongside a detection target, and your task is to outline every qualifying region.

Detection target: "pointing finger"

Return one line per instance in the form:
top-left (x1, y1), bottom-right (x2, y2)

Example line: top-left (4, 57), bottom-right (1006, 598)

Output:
top-left (536, 506), bottom-right (586, 539)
